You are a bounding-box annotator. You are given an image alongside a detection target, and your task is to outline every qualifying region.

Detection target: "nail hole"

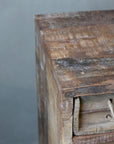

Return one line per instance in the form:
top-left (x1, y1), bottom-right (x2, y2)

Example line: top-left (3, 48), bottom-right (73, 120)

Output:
top-left (109, 99), bottom-right (113, 103)
top-left (106, 114), bottom-right (112, 119)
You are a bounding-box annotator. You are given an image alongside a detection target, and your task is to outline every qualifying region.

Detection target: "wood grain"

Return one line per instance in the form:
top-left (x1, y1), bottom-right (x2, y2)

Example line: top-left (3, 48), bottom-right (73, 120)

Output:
top-left (73, 97), bottom-right (80, 135)
top-left (35, 10), bottom-right (114, 144)
top-left (73, 132), bottom-right (114, 144)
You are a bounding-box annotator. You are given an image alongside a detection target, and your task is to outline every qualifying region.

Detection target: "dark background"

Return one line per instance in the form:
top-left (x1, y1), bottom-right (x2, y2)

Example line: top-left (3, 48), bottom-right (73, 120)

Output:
top-left (0, 0), bottom-right (114, 144)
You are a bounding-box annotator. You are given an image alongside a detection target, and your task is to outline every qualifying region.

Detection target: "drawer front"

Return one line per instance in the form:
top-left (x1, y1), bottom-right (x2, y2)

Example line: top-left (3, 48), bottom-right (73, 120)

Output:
top-left (73, 93), bottom-right (114, 136)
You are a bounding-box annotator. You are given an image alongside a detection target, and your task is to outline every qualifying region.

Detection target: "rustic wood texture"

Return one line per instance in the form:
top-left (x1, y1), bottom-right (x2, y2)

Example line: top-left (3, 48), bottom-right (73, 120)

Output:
top-left (73, 94), bottom-right (114, 136)
top-left (73, 97), bottom-right (80, 135)
top-left (73, 132), bottom-right (114, 144)
top-left (35, 10), bottom-right (114, 144)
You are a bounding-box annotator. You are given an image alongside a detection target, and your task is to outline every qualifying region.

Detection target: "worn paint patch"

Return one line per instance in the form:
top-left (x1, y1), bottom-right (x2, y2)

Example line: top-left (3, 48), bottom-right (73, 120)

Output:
top-left (55, 57), bottom-right (114, 71)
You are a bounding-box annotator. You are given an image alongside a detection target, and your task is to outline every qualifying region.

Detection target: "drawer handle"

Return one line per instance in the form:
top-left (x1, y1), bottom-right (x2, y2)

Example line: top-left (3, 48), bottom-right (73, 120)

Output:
top-left (106, 99), bottom-right (114, 120)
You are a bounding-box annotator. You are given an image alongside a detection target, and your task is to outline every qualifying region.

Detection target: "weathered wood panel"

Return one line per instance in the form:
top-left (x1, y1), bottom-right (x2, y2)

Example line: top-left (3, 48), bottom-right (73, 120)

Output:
top-left (36, 40), bottom-right (48, 144)
top-left (73, 133), bottom-right (114, 144)
top-left (73, 94), bottom-right (114, 136)
top-left (35, 10), bottom-right (114, 30)
top-left (46, 58), bottom-right (60, 144)
top-left (35, 10), bottom-right (114, 144)
top-left (36, 21), bottom-right (63, 144)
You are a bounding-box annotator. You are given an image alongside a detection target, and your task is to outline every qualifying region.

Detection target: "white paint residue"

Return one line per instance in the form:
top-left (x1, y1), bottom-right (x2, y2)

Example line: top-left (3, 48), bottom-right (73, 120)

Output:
top-left (40, 62), bottom-right (44, 71)
top-left (66, 101), bottom-right (69, 111)
top-left (69, 33), bottom-right (73, 39)
top-left (61, 104), bottom-right (64, 109)
top-left (40, 30), bottom-right (44, 35)
top-left (63, 46), bottom-right (66, 50)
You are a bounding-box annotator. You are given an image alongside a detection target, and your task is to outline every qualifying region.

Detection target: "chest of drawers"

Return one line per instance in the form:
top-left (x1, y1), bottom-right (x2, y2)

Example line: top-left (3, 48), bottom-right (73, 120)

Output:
top-left (35, 10), bottom-right (114, 144)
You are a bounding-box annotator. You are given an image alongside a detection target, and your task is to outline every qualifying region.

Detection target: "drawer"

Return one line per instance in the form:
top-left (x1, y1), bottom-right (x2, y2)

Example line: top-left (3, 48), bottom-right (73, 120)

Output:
top-left (73, 94), bottom-right (114, 136)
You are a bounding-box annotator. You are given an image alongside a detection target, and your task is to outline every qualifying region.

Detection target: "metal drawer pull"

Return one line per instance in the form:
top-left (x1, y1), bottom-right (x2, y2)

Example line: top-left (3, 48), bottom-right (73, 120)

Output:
top-left (106, 99), bottom-right (114, 120)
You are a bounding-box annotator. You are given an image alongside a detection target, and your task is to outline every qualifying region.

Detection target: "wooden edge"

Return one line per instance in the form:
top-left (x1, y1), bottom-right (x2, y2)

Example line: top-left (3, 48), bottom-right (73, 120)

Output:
top-left (73, 97), bottom-right (80, 135)
top-left (73, 132), bottom-right (114, 144)
top-left (35, 10), bottom-right (114, 20)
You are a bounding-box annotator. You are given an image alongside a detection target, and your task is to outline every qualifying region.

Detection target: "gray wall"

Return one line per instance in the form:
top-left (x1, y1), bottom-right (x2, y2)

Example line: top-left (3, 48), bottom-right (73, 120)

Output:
top-left (0, 0), bottom-right (114, 144)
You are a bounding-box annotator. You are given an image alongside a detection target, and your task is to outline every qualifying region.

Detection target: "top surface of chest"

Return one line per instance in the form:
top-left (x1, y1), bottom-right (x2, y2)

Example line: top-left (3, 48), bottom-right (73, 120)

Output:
top-left (35, 10), bottom-right (114, 98)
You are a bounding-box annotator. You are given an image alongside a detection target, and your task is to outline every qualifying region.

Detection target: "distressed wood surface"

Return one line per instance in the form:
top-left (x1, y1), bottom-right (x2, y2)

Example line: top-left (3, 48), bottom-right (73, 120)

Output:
top-left (36, 14), bottom-right (114, 97)
top-left (35, 10), bottom-right (114, 144)
top-left (73, 132), bottom-right (114, 144)
top-left (73, 98), bottom-right (80, 135)
top-left (73, 94), bottom-right (114, 136)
